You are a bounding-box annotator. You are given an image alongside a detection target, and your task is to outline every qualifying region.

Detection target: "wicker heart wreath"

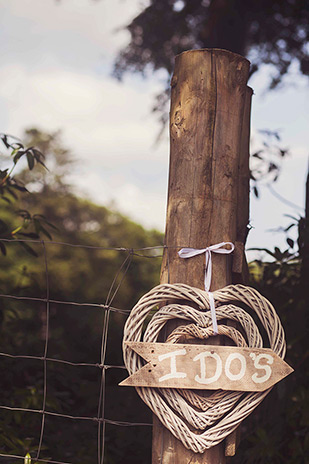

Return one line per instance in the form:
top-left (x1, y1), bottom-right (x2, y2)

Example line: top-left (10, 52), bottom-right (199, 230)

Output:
top-left (123, 282), bottom-right (286, 453)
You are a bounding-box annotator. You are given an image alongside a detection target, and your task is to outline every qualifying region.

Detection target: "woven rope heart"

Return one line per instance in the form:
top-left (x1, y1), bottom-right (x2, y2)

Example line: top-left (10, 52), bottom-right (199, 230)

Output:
top-left (123, 283), bottom-right (286, 453)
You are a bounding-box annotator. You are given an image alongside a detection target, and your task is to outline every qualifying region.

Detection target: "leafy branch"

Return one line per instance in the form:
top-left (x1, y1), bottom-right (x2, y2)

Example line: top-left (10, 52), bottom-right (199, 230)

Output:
top-left (0, 134), bottom-right (56, 256)
top-left (250, 129), bottom-right (289, 199)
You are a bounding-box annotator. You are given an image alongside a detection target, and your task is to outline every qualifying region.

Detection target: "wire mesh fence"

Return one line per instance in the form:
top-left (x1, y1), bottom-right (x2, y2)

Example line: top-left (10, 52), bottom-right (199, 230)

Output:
top-left (0, 238), bottom-right (166, 464)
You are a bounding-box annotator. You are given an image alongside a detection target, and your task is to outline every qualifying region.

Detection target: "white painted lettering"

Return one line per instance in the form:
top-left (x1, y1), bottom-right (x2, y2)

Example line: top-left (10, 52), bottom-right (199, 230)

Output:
top-left (225, 353), bottom-right (246, 381)
top-left (193, 351), bottom-right (222, 384)
top-left (158, 348), bottom-right (187, 382)
top-left (250, 353), bottom-right (273, 384)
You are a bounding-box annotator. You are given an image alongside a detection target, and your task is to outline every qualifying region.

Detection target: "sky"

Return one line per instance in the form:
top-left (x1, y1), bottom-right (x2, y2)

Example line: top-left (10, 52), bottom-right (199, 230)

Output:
top-left (0, 0), bottom-right (308, 259)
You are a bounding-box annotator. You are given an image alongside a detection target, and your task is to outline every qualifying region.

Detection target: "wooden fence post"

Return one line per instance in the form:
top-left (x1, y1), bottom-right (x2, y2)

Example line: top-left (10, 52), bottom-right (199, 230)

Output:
top-left (152, 49), bottom-right (251, 464)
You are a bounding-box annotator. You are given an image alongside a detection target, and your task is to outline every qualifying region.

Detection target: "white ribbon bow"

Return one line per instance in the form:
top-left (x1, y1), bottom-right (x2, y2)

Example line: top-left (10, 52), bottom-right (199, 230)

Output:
top-left (178, 242), bottom-right (234, 335)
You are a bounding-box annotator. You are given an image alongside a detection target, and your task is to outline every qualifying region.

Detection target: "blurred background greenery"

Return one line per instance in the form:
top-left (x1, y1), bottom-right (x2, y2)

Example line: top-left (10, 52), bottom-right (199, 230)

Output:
top-left (0, 129), bottom-right (162, 463)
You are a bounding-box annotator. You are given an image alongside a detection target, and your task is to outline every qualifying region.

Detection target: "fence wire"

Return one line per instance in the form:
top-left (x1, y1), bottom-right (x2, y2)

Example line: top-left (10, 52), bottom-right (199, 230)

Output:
top-left (0, 238), bottom-right (169, 464)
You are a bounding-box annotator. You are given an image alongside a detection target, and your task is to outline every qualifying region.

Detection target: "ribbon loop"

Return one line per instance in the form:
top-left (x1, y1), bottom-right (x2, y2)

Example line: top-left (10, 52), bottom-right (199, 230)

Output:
top-left (178, 242), bottom-right (234, 292)
top-left (178, 242), bottom-right (234, 335)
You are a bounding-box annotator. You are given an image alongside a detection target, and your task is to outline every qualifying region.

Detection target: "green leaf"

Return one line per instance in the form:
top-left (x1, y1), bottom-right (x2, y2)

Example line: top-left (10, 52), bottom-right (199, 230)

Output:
top-left (10, 147), bottom-right (19, 157)
top-left (26, 153), bottom-right (35, 170)
top-left (11, 142), bottom-right (24, 150)
top-left (33, 218), bottom-right (41, 234)
top-left (14, 151), bottom-right (25, 164)
top-left (252, 150), bottom-right (263, 159)
top-left (1, 196), bottom-right (12, 204)
top-left (7, 187), bottom-right (18, 200)
top-left (0, 241), bottom-right (7, 256)
top-left (19, 241), bottom-right (38, 257)
top-left (268, 162), bottom-right (278, 173)
top-left (34, 214), bottom-right (58, 231)
top-left (11, 183), bottom-right (27, 192)
top-left (274, 246), bottom-right (283, 259)
top-left (32, 148), bottom-right (47, 169)
top-left (39, 225), bottom-right (52, 240)
top-left (18, 232), bottom-right (40, 239)
top-left (17, 209), bottom-right (32, 220)
top-left (0, 168), bottom-right (8, 179)
top-left (1, 134), bottom-right (10, 148)
top-left (284, 223), bottom-right (296, 232)
top-left (0, 218), bottom-right (8, 233)
top-left (24, 452), bottom-right (31, 464)
top-left (279, 149), bottom-right (288, 157)
top-left (248, 247), bottom-right (277, 259)
top-left (284, 214), bottom-right (299, 221)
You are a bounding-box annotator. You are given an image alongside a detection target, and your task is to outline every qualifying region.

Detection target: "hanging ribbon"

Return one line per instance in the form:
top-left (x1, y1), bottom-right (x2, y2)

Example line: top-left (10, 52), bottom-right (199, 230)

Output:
top-left (178, 242), bottom-right (235, 335)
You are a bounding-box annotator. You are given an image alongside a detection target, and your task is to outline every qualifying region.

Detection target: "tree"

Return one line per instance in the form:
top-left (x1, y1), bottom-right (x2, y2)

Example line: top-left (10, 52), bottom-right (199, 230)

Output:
top-left (0, 128), bottom-right (163, 463)
top-left (114, 0), bottom-right (309, 124)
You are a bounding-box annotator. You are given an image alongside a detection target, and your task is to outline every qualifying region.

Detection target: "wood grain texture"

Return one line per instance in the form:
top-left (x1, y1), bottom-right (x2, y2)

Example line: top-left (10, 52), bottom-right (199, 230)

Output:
top-left (160, 49), bottom-right (250, 291)
top-left (153, 48), bottom-right (250, 463)
top-left (225, 84), bottom-right (252, 456)
top-left (225, 426), bottom-right (241, 457)
top-left (121, 343), bottom-right (293, 391)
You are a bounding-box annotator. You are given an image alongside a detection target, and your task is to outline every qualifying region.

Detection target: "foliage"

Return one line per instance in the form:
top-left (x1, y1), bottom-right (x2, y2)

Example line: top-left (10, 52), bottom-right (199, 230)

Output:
top-left (114, 0), bottom-right (309, 123)
top-left (0, 129), bottom-right (162, 463)
top-left (0, 133), bottom-right (55, 256)
top-left (0, 198), bottom-right (161, 462)
top-left (250, 129), bottom-right (289, 199)
top-left (113, 1), bottom-right (297, 191)
top-left (233, 206), bottom-right (309, 463)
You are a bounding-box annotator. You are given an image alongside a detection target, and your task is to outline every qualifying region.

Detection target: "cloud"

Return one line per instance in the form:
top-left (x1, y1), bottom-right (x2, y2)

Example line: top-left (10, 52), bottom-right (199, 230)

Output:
top-left (1, 0), bottom-right (140, 69)
top-left (0, 0), bottom-right (169, 232)
top-left (0, 63), bottom-right (166, 158)
top-left (0, 61), bottom-right (168, 230)
top-left (70, 170), bottom-right (167, 230)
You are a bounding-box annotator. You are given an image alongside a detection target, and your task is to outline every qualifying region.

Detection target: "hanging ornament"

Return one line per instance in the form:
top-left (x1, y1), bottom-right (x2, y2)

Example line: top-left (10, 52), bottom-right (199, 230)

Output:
top-left (120, 244), bottom-right (293, 453)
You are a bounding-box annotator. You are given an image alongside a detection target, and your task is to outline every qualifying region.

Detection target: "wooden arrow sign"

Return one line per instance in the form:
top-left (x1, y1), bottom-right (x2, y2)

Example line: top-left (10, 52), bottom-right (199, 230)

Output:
top-left (120, 342), bottom-right (293, 392)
